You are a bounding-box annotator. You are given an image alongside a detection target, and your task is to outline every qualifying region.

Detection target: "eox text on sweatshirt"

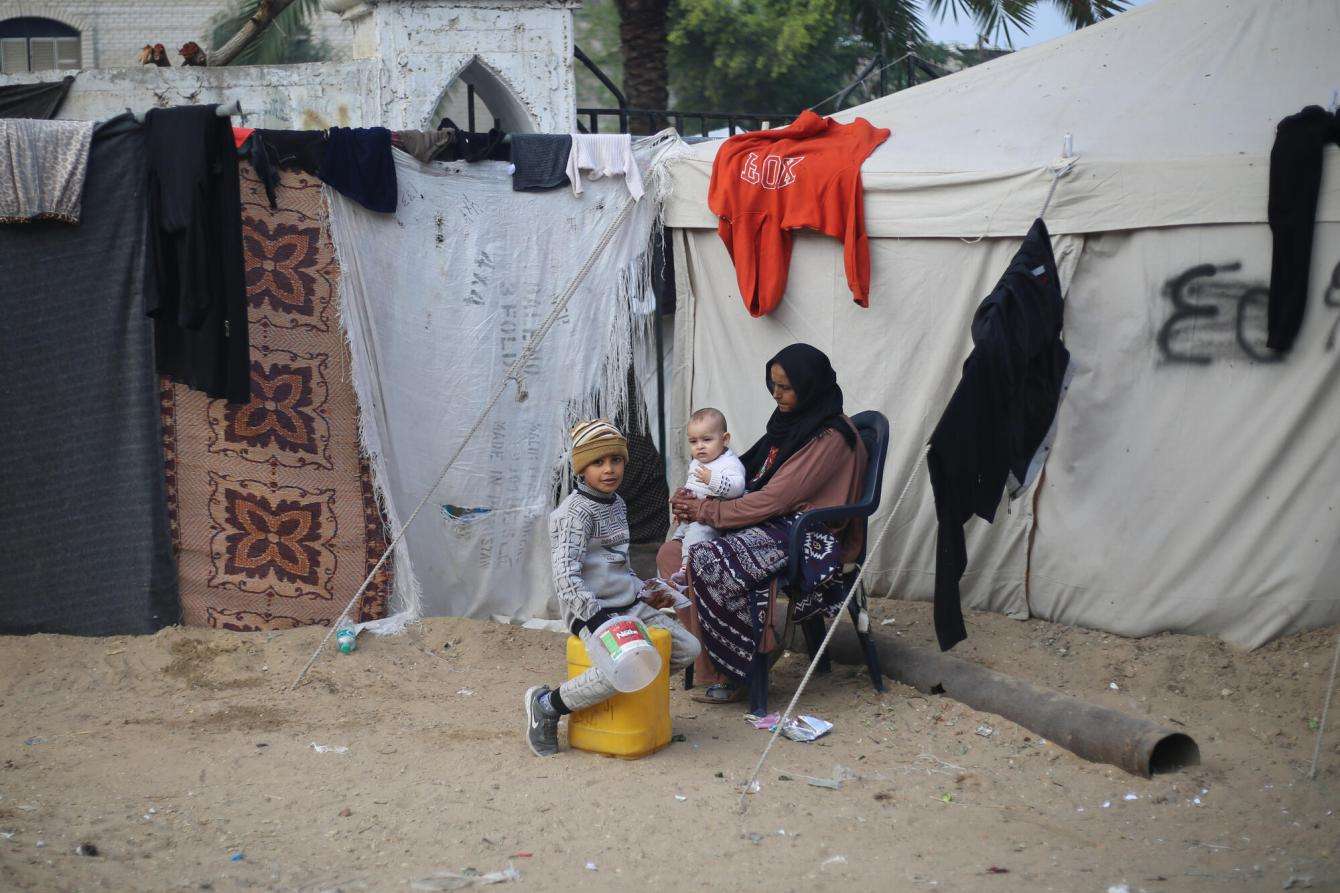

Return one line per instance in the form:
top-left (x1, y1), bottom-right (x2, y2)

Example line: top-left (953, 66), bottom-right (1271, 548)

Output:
top-left (708, 110), bottom-right (889, 318)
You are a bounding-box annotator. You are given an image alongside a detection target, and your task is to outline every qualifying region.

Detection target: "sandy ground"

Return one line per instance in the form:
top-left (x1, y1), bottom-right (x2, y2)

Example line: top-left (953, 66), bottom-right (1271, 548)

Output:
top-left (1, 600), bottom-right (1336, 893)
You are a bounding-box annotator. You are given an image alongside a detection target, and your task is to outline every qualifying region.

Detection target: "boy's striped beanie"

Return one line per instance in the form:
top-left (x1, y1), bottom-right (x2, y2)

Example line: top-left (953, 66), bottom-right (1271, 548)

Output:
top-left (569, 419), bottom-right (628, 475)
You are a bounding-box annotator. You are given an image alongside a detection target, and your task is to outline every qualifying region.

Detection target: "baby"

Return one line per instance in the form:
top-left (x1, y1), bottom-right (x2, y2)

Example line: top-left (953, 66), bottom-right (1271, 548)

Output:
top-left (670, 408), bottom-right (747, 585)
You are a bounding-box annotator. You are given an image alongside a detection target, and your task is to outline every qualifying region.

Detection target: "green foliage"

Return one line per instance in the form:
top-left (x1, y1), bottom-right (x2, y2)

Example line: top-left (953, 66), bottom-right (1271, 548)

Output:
top-left (208, 0), bottom-right (330, 66)
top-left (668, 0), bottom-right (870, 115)
top-left (574, 0), bottom-right (626, 108)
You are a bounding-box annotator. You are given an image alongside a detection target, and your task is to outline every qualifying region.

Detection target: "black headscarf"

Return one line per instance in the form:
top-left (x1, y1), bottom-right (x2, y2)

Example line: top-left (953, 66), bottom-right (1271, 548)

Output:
top-left (739, 343), bottom-right (856, 491)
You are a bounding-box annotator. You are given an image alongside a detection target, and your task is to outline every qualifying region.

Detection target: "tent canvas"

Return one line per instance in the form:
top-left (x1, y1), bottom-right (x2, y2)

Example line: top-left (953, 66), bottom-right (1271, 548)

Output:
top-left (663, 0), bottom-right (1340, 647)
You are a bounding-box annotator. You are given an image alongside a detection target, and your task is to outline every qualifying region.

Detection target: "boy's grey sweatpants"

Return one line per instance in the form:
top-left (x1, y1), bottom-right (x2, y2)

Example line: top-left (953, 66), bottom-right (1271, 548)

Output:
top-left (560, 600), bottom-right (701, 712)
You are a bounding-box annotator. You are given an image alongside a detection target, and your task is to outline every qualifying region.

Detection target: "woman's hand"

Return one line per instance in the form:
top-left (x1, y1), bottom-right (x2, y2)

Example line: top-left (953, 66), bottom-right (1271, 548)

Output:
top-left (670, 488), bottom-right (700, 523)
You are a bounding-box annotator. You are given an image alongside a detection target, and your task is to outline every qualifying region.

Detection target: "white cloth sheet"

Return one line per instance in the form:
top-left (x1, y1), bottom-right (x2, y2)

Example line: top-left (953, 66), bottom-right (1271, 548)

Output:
top-left (327, 147), bottom-right (663, 621)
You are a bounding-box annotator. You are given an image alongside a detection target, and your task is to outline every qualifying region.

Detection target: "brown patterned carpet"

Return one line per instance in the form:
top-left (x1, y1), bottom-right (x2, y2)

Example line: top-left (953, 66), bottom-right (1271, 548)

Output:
top-left (160, 162), bottom-right (391, 630)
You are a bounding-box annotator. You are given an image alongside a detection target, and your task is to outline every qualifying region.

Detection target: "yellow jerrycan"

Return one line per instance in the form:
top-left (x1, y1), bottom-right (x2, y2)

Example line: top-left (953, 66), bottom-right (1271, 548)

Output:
top-left (565, 626), bottom-right (672, 759)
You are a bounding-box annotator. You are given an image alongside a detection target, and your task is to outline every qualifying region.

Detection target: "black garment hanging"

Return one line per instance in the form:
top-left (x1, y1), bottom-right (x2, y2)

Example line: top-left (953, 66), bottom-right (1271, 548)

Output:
top-left (438, 117), bottom-right (510, 162)
top-left (145, 104), bottom-right (250, 403)
top-left (0, 75), bottom-right (74, 119)
top-left (510, 133), bottom-right (571, 191)
top-left (1267, 105), bottom-right (1340, 353)
top-left (928, 218), bottom-right (1070, 651)
top-left (254, 128), bottom-right (326, 177)
top-left (320, 126), bottom-right (397, 213)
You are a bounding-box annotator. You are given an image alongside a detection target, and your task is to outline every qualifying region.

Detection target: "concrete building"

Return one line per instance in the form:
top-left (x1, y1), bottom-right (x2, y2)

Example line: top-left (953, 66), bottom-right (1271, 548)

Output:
top-left (0, 0), bottom-right (580, 134)
top-left (0, 0), bottom-right (353, 72)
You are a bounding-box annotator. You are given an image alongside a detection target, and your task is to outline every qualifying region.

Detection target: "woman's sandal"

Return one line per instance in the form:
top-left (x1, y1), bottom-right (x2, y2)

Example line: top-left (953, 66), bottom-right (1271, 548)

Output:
top-left (689, 683), bottom-right (743, 704)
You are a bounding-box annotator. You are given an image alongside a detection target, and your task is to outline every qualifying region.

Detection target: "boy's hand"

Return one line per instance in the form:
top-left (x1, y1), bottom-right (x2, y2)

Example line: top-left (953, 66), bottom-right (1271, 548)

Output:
top-left (693, 467), bottom-right (712, 484)
top-left (639, 580), bottom-right (678, 609)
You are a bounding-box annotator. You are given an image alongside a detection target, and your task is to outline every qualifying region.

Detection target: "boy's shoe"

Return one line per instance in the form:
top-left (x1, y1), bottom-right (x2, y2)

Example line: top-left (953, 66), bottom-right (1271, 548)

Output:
top-left (524, 685), bottom-right (560, 757)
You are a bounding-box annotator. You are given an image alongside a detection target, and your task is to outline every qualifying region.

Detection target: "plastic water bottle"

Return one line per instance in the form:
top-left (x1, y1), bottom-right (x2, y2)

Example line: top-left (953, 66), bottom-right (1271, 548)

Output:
top-left (336, 626), bottom-right (357, 654)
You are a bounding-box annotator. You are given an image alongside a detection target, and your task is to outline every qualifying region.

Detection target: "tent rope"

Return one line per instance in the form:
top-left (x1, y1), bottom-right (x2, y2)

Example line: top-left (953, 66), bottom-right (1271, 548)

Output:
top-left (1309, 632), bottom-right (1340, 779)
top-left (1038, 156), bottom-right (1078, 220)
top-left (289, 194), bottom-right (639, 692)
top-left (739, 442), bottom-right (930, 810)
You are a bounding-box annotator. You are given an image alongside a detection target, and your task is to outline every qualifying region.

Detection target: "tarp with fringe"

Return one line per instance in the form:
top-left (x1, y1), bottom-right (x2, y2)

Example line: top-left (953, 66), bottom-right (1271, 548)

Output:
top-left (326, 141), bottom-right (672, 622)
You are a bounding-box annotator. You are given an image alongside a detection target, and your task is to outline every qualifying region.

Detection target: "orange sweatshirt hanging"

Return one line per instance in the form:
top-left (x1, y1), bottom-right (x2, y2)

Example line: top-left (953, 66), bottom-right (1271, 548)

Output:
top-left (708, 110), bottom-right (889, 317)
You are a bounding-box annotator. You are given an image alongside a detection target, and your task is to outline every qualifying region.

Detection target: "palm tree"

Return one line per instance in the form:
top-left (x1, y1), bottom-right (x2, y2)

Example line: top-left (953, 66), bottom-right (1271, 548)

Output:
top-left (209, 0), bottom-right (330, 66)
top-left (618, 0), bottom-right (1128, 114)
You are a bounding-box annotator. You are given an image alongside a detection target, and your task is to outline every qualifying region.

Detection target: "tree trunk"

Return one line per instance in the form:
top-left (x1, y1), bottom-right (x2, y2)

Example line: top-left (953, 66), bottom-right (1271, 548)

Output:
top-left (614, 0), bottom-right (669, 133)
top-left (209, 0), bottom-right (300, 66)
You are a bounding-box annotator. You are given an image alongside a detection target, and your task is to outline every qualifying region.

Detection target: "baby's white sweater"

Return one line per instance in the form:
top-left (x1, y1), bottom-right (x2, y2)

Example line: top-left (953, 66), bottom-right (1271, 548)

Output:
top-left (684, 448), bottom-right (747, 500)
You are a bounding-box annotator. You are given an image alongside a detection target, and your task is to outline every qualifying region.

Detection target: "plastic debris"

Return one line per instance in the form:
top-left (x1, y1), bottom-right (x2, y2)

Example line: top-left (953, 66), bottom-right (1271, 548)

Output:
top-left (585, 862), bottom-right (598, 871)
top-left (1102, 801), bottom-right (1112, 809)
top-left (975, 724), bottom-right (994, 738)
top-left (1108, 682), bottom-right (1120, 691)
top-left (1123, 793), bottom-right (1139, 801)
top-left (76, 843), bottom-right (99, 857)
top-left (410, 867), bottom-right (521, 891)
top-left (880, 618), bottom-right (897, 626)
top-left (987, 866), bottom-right (1009, 874)
top-left (35, 840), bottom-right (45, 848)
top-left (671, 734), bottom-right (687, 743)
top-left (674, 794), bottom-right (687, 801)
top-left (821, 855), bottom-right (847, 867)
top-left (310, 742), bottom-right (349, 754)
top-left (751, 713), bottom-right (834, 742)
top-left (1107, 885), bottom-right (1130, 893)
top-left (0, 832), bottom-right (14, 839)
top-left (456, 689), bottom-right (475, 697)
top-left (230, 852), bottom-right (244, 862)
top-left (807, 776), bottom-right (841, 790)
top-left (941, 793), bottom-right (953, 803)
top-left (22, 737), bottom-right (46, 746)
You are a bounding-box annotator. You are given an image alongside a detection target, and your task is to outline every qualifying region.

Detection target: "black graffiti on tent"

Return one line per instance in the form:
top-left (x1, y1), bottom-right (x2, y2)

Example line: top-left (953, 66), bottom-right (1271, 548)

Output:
top-left (1157, 262), bottom-right (1280, 365)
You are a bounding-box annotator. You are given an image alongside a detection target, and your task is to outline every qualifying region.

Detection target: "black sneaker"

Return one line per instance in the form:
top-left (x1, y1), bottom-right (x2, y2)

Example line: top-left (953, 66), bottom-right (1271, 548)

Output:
top-left (524, 685), bottom-right (559, 757)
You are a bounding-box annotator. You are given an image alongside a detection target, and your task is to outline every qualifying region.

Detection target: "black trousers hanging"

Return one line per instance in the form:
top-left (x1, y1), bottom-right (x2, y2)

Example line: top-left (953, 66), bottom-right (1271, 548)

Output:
top-left (1267, 105), bottom-right (1340, 353)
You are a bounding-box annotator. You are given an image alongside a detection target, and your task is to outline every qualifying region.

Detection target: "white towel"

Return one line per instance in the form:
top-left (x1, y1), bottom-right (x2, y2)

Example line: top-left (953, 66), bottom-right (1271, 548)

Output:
top-left (0, 118), bottom-right (95, 224)
top-left (566, 133), bottom-right (644, 201)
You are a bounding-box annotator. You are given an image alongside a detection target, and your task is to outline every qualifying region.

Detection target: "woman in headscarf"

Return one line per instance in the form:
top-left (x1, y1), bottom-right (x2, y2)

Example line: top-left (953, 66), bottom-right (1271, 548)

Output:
top-left (658, 343), bottom-right (868, 704)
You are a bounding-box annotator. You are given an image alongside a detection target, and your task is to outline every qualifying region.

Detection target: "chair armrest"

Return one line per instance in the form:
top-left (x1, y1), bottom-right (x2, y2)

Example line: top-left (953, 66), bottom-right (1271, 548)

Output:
top-left (785, 504), bottom-right (873, 587)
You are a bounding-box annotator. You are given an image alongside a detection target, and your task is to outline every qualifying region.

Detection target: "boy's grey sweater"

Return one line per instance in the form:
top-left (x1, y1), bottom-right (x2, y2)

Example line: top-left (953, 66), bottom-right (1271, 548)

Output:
top-left (549, 482), bottom-right (642, 635)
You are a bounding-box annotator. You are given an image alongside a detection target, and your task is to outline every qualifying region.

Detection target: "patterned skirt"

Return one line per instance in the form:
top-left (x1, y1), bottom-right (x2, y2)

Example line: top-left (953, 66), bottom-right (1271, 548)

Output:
top-left (686, 513), bottom-right (845, 683)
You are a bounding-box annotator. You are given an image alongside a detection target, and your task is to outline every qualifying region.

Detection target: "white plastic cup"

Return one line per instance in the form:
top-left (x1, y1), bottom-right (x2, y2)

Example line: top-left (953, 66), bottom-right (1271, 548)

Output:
top-left (586, 615), bottom-right (663, 693)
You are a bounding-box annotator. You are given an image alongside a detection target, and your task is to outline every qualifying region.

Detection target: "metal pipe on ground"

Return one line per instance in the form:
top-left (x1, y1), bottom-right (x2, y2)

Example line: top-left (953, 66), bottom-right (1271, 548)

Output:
top-left (826, 627), bottom-right (1200, 779)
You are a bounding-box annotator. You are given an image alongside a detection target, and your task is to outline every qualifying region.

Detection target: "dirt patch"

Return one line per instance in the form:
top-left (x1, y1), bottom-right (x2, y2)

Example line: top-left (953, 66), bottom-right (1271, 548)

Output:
top-left (0, 603), bottom-right (1335, 892)
top-left (162, 637), bottom-right (265, 691)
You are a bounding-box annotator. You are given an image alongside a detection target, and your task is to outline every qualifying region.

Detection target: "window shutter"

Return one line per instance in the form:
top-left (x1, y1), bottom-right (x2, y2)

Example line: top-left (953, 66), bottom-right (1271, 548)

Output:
top-left (0, 38), bottom-right (28, 74)
top-left (28, 37), bottom-right (57, 72)
top-left (56, 37), bottom-right (80, 69)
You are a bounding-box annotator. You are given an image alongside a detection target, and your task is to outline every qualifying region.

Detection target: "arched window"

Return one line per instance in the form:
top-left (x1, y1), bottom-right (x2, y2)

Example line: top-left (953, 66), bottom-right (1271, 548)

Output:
top-left (431, 58), bottom-right (535, 134)
top-left (0, 17), bottom-right (81, 74)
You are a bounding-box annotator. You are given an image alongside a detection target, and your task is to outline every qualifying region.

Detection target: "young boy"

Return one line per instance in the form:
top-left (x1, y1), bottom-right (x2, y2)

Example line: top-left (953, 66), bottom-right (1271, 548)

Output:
top-left (524, 419), bottom-right (701, 757)
top-left (670, 407), bottom-right (747, 586)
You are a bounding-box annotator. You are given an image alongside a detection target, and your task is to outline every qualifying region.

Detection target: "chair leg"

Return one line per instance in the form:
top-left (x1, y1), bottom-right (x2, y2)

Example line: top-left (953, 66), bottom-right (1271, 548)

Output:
top-left (847, 585), bottom-right (885, 693)
top-left (801, 615), bottom-right (831, 675)
top-left (684, 665), bottom-right (694, 690)
top-left (748, 651), bottom-right (769, 715)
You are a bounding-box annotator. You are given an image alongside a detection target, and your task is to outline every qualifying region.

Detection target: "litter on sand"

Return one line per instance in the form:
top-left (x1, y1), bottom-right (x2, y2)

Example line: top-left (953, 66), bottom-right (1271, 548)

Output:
top-left (229, 852), bottom-right (244, 862)
top-left (585, 861), bottom-right (598, 871)
top-left (975, 724), bottom-right (994, 738)
top-left (1123, 793), bottom-right (1139, 801)
top-left (821, 854), bottom-right (848, 867)
top-left (749, 713), bottom-right (834, 742)
top-left (796, 764), bottom-right (858, 790)
top-left (410, 866), bottom-right (521, 891)
top-left (310, 742), bottom-right (350, 754)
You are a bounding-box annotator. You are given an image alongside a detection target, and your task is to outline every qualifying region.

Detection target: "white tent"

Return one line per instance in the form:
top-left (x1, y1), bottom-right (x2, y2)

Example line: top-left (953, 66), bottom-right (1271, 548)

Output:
top-left (662, 0), bottom-right (1340, 647)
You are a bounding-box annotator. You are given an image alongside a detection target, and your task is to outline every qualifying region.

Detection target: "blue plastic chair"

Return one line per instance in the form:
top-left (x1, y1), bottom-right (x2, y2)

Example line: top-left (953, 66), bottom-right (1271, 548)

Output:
top-left (684, 411), bottom-right (891, 713)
